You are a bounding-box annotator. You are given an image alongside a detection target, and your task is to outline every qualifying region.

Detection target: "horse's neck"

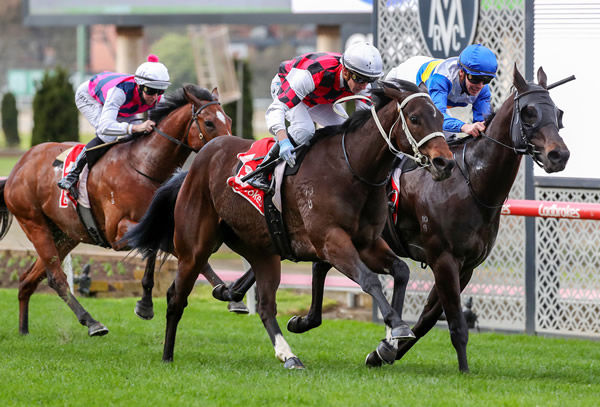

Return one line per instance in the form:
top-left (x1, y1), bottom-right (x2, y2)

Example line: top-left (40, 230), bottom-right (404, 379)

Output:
top-left (346, 102), bottom-right (398, 182)
top-left (465, 95), bottom-right (523, 205)
top-left (128, 110), bottom-right (192, 182)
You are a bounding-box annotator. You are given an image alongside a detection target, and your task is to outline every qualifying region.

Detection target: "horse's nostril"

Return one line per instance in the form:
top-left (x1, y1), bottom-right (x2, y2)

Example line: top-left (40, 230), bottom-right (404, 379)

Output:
top-left (432, 157), bottom-right (455, 172)
top-left (548, 149), bottom-right (570, 164)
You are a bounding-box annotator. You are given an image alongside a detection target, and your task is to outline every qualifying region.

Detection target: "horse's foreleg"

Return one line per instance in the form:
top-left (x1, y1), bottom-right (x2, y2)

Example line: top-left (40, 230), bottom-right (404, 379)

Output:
top-left (287, 261), bottom-right (331, 334)
top-left (326, 233), bottom-right (413, 344)
top-left (250, 255), bottom-right (304, 369)
top-left (135, 253), bottom-right (156, 320)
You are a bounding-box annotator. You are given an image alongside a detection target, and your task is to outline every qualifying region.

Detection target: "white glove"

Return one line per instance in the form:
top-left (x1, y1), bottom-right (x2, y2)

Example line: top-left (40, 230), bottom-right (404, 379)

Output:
top-left (278, 138), bottom-right (296, 167)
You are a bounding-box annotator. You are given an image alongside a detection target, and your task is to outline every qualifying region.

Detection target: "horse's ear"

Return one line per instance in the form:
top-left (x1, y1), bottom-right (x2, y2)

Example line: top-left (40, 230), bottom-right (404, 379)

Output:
top-left (513, 63), bottom-right (527, 92)
top-left (182, 83), bottom-right (202, 105)
top-left (211, 87), bottom-right (220, 101)
top-left (537, 66), bottom-right (548, 88)
top-left (418, 81), bottom-right (429, 94)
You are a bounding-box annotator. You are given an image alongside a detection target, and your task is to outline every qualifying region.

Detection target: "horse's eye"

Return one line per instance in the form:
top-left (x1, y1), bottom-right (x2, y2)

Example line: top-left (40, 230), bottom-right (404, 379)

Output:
top-left (205, 121), bottom-right (215, 128)
top-left (520, 106), bottom-right (537, 126)
top-left (409, 115), bottom-right (419, 125)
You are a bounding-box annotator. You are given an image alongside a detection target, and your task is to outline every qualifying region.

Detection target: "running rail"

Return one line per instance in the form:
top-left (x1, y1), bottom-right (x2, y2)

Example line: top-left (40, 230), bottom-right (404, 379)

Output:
top-left (502, 199), bottom-right (600, 220)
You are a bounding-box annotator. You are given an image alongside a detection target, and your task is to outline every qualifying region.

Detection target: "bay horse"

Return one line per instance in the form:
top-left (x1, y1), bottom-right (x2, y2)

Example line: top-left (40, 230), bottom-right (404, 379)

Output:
top-left (0, 84), bottom-right (231, 336)
top-left (123, 80), bottom-right (455, 368)
top-left (256, 65), bottom-right (569, 372)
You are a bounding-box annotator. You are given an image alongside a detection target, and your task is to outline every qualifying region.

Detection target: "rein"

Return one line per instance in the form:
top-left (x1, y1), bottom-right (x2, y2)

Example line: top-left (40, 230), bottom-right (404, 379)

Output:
top-left (152, 100), bottom-right (220, 153)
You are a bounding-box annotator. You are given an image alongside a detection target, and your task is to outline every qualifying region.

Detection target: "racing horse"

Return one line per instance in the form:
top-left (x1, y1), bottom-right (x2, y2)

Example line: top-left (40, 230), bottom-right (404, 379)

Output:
top-left (262, 65), bottom-right (570, 372)
top-left (0, 84), bottom-right (231, 336)
top-left (123, 80), bottom-right (455, 368)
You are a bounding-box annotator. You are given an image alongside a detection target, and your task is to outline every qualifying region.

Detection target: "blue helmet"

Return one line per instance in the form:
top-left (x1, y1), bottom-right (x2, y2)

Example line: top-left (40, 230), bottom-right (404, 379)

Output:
top-left (458, 44), bottom-right (498, 78)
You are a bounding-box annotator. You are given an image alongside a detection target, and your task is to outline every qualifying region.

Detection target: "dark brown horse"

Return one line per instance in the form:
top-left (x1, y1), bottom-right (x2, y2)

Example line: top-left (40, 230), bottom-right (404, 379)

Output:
top-left (251, 66), bottom-right (570, 372)
top-left (123, 80), bottom-right (455, 368)
top-left (0, 85), bottom-right (231, 336)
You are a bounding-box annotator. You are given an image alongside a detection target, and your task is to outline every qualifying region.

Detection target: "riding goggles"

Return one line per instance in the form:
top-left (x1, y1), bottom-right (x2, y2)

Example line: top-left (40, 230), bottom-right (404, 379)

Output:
top-left (466, 73), bottom-right (493, 85)
top-left (349, 70), bottom-right (376, 84)
top-left (141, 85), bottom-right (165, 95)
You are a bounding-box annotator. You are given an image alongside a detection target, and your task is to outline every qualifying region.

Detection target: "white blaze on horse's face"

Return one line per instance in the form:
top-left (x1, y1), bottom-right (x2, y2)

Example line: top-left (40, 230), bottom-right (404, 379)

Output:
top-left (274, 334), bottom-right (296, 362)
top-left (216, 111), bottom-right (227, 126)
top-left (426, 100), bottom-right (437, 118)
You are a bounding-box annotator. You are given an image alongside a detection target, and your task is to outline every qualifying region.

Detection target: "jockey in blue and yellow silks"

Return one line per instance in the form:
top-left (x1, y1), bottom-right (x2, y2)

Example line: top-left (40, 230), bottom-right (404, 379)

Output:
top-left (386, 44), bottom-right (498, 138)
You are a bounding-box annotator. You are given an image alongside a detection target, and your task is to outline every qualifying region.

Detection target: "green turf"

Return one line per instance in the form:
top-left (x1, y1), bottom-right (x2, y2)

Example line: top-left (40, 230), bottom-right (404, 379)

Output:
top-left (0, 286), bottom-right (598, 406)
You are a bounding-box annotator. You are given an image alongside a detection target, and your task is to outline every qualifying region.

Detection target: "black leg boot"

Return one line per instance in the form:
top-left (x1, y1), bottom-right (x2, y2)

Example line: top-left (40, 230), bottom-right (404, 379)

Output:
top-left (244, 143), bottom-right (280, 192)
top-left (57, 149), bottom-right (88, 200)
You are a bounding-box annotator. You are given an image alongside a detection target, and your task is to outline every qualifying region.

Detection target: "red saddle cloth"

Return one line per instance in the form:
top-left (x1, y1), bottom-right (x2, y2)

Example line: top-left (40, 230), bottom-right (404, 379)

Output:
top-left (226, 137), bottom-right (276, 215)
top-left (59, 144), bottom-right (85, 208)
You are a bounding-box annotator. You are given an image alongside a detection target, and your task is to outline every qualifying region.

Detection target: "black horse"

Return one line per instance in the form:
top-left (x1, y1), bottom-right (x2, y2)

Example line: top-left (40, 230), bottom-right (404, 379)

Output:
top-left (213, 66), bottom-right (571, 373)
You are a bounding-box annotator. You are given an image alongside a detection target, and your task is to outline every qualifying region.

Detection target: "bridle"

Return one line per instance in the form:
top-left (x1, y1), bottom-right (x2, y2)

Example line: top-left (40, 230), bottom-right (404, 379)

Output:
top-left (336, 92), bottom-right (445, 186)
top-left (152, 100), bottom-right (221, 153)
top-left (335, 93), bottom-right (445, 166)
top-left (456, 76), bottom-right (572, 208)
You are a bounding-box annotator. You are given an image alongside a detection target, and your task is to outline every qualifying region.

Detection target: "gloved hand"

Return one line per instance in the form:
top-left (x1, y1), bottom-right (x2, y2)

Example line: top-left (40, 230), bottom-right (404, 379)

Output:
top-left (278, 138), bottom-right (296, 167)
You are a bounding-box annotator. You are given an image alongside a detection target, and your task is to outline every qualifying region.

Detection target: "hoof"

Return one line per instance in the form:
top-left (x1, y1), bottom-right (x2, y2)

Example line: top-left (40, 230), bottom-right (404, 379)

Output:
top-left (135, 300), bottom-right (154, 320)
top-left (88, 322), bottom-right (109, 337)
top-left (212, 284), bottom-right (229, 302)
top-left (365, 351), bottom-right (383, 368)
top-left (375, 340), bottom-right (396, 364)
top-left (227, 301), bottom-right (249, 314)
top-left (286, 316), bottom-right (302, 333)
top-left (283, 357), bottom-right (305, 369)
top-left (391, 324), bottom-right (415, 341)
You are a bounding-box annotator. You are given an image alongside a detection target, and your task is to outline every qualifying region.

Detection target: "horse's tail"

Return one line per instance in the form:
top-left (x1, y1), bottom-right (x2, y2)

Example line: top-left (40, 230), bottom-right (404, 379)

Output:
top-left (121, 171), bottom-right (187, 258)
top-left (0, 178), bottom-right (14, 241)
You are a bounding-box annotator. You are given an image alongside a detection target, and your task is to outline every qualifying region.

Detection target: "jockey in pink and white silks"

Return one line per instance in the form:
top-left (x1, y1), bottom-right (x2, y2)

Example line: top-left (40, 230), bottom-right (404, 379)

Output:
top-left (57, 54), bottom-right (171, 199)
top-left (245, 42), bottom-right (384, 192)
top-left (386, 44), bottom-right (498, 139)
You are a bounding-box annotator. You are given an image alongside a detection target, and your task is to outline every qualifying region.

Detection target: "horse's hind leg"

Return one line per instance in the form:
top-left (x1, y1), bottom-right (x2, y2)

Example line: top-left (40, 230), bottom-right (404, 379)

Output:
top-left (135, 253), bottom-right (156, 320)
top-left (287, 261), bottom-right (331, 334)
top-left (18, 261), bottom-right (43, 335)
top-left (17, 219), bottom-right (108, 336)
top-left (250, 255), bottom-right (304, 369)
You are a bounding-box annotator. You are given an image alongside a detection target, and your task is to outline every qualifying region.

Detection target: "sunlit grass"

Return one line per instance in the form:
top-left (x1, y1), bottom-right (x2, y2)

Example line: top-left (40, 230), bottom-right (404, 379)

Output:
top-left (0, 287), bottom-right (598, 406)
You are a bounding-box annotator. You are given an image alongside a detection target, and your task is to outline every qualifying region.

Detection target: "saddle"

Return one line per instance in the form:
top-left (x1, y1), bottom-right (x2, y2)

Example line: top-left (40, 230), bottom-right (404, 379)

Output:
top-left (53, 144), bottom-right (110, 248)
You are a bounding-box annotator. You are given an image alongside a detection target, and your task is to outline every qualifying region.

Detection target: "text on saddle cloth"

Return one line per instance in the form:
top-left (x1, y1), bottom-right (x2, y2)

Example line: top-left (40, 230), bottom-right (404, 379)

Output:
top-left (57, 144), bottom-right (92, 209)
top-left (58, 144), bottom-right (84, 208)
top-left (227, 137), bottom-right (277, 215)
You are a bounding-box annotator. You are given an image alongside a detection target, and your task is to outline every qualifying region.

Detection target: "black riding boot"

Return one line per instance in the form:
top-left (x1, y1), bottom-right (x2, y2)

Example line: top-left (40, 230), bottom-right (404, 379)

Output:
top-left (57, 149), bottom-right (88, 200)
top-left (245, 143), bottom-right (280, 192)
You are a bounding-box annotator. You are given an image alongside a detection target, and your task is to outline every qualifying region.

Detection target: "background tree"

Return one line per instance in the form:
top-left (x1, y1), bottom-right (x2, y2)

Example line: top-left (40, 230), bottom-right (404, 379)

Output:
top-left (150, 33), bottom-right (196, 91)
top-left (31, 67), bottom-right (78, 146)
top-left (1, 91), bottom-right (20, 147)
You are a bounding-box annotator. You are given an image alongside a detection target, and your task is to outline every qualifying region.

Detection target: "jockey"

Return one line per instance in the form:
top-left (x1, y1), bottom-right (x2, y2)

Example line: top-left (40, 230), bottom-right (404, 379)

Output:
top-left (386, 43), bottom-right (497, 138)
top-left (245, 42), bottom-right (384, 191)
top-left (57, 54), bottom-right (171, 199)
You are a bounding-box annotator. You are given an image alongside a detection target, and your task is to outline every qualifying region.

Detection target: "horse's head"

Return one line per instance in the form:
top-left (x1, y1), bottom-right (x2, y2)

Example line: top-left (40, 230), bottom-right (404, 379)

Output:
top-left (511, 65), bottom-right (570, 173)
top-left (181, 85), bottom-right (232, 150)
top-left (380, 80), bottom-right (455, 181)
top-left (150, 85), bottom-right (232, 152)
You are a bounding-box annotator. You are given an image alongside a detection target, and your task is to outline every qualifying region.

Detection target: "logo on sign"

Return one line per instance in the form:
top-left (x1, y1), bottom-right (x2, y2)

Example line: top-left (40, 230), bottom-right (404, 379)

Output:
top-left (417, 0), bottom-right (479, 58)
top-left (538, 203), bottom-right (581, 219)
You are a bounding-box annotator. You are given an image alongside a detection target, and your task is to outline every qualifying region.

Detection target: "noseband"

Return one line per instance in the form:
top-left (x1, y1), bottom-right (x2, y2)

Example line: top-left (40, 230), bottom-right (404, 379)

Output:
top-left (152, 100), bottom-right (221, 153)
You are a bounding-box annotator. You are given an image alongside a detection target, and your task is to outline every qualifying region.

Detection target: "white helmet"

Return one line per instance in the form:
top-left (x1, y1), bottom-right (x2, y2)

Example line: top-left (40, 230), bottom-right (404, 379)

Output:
top-left (134, 54), bottom-right (171, 90)
top-left (341, 42), bottom-right (384, 80)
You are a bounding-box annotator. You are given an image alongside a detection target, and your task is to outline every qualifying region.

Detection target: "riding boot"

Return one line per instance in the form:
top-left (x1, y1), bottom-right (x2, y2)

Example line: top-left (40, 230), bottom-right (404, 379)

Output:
top-left (245, 143), bottom-right (280, 192)
top-left (57, 149), bottom-right (88, 200)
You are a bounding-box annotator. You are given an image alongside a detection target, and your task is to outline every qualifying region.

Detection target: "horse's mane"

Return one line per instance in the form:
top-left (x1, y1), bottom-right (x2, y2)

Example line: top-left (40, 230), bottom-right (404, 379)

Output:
top-left (315, 80), bottom-right (421, 139)
top-left (149, 85), bottom-right (214, 124)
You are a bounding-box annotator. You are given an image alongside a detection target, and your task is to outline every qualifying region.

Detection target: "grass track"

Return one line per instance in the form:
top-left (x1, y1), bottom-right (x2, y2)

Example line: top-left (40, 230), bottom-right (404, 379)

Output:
top-left (0, 287), bottom-right (598, 406)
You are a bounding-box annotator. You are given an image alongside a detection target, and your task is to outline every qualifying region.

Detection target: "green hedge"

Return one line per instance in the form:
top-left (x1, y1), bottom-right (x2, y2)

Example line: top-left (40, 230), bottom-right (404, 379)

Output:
top-left (31, 67), bottom-right (79, 146)
top-left (1, 92), bottom-right (19, 147)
